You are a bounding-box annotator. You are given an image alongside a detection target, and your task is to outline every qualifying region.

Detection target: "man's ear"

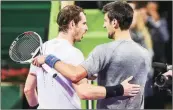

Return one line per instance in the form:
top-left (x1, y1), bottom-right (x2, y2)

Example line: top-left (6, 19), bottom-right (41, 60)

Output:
top-left (112, 19), bottom-right (119, 29)
top-left (69, 20), bottom-right (75, 29)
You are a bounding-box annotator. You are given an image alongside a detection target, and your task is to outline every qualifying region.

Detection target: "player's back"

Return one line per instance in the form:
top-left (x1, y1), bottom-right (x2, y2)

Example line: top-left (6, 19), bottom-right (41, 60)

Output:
top-left (36, 38), bottom-right (84, 109)
top-left (96, 40), bottom-right (151, 109)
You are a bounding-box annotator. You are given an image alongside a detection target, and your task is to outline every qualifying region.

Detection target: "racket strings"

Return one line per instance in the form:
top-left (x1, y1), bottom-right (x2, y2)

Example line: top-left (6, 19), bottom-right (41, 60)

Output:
top-left (18, 34), bottom-right (40, 60)
top-left (20, 34), bottom-right (40, 55)
top-left (9, 33), bottom-right (41, 62)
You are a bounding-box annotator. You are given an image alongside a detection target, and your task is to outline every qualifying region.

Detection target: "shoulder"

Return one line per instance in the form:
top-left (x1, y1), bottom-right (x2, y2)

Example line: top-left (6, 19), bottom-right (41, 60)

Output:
top-left (92, 42), bottom-right (111, 52)
top-left (65, 47), bottom-right (84, 65)
top-left (134, 41), bottom-right (150, 55)
top-left (42, 39), bottom-right (57, 46)
top-left (71, 47), bottom-right (84, 58)
top-left (136, 42), bottom-right (150, 55)
top-left (137, 45), bottom-right (151, 63)
top-left (89, 41), bottom-right (124, 56)
top-left (95, 40), bottom-right (127, 50)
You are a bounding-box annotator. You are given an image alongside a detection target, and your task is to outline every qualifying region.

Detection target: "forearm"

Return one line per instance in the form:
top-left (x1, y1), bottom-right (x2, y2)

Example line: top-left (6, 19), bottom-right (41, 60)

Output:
top-left (24, 89), bottom-right (38, 107)
top-left (73, 83), bottom-right (106, 100)
top-left (73, 76), bottom-right (140, 100)
top-left (54, 62), bottom-right (87, 82)
top-left (73, 83), bottom-right (124, 100)
top-left (24, 73), bottom-right (38, 107)
top-left (41, 55), bottom-right (87, 82)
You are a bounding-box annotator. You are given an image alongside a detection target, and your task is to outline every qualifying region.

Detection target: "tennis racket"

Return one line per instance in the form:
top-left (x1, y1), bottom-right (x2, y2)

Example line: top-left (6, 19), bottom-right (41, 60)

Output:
top-left (9, 31), bottom-right (81, 108)
top-left (9, 31), bottom-right (57, 78)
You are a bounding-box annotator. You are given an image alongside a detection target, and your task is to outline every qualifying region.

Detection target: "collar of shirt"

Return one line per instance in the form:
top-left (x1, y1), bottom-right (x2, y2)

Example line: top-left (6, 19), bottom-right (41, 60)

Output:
top-left (55, 38), bottom-right (73, 46)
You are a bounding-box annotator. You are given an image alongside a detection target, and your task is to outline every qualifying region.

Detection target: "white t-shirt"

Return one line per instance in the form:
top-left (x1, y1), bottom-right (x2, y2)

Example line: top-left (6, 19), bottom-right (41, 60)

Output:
top-left (29, 38), bottom-right (84, 109)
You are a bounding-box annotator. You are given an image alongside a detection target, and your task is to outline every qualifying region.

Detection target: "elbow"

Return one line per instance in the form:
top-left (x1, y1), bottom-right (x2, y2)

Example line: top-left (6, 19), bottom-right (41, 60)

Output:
top-left (24, 86), bottom-right (34, 95)
top-left (71, 71), bottom-right (87, 83)
top-left (78, 90), bottom-right (91, 100)
top-left (71, 74), bottom-right (81, 83)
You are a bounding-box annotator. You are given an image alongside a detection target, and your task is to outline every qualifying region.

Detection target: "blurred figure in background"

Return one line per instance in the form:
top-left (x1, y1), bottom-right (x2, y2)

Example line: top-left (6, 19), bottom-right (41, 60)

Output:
top-left (134, 1), bottom-right (171, 109)
top-left (146, 1), bottom-right (170, 63)
top-left (129, 2), bottom-right (154, 57)
top-left (129, 2), bottom-right (147, 49)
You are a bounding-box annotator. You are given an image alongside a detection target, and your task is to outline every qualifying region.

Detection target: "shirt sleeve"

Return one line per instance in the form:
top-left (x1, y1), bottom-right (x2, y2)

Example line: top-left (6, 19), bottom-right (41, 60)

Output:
top-left (80, 45), bottom-right (108, 78)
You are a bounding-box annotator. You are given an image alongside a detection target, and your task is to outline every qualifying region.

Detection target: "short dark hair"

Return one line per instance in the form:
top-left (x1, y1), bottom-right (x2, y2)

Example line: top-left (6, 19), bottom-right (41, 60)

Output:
top-left (57, 5), bottom-right (84, 32)
top-left (102, 1), bottom-right (134, 30)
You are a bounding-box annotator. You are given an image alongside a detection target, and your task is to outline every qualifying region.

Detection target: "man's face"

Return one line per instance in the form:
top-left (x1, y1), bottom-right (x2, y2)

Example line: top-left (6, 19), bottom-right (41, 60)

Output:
top-left (103, 13), bottom-right (115, 39)
top-left (74, 12), bottom-right (88, 42)
top-left (147, 2), bottom-right (158, 12)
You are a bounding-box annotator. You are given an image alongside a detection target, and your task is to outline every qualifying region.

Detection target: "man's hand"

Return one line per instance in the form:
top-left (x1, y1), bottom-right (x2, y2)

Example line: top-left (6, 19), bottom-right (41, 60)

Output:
top-left (32, 55), bottom-right (46, 67)
top-left (163, 70), bottom-right (172, 78)
top-left (121, 76), bottom-right (140, 96)
top-left (149, 11), bottom-right (160, 22)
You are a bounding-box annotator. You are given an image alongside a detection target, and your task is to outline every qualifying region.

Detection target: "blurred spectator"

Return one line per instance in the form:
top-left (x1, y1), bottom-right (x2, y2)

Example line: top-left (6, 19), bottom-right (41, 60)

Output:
top-left (146, 1), bottom-right (170, 63)
top-left (129, 2), bottom-right (154, 57)
top-left (133, 2), bottom-right (171, 109)
top-left (1, 60), bottom-right (29, 81)
top-left (129, 2), bottom-right (147, 48)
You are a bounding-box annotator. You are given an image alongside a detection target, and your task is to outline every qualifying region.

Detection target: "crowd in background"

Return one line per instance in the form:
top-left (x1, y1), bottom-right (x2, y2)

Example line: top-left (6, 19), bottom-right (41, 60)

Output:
top-left (129, 1), bottom-right (170, 63)
top-left (127, 1), bottom-right (171, 109)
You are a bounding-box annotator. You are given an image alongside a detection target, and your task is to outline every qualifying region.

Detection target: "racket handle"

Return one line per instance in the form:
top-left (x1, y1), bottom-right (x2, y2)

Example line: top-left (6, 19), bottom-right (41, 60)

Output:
top-left (42, 64), bottom-right (57, 78)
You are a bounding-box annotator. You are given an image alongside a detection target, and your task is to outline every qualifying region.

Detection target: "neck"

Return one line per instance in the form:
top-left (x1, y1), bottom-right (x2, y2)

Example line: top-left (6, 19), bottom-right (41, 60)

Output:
top-left (114, 29), bottom-right (132, 41)
top-left (57, 31), bottom-right (74, 45)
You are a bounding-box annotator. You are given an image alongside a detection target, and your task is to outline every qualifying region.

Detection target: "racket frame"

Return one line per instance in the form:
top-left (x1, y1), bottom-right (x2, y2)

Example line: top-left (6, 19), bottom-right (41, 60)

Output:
top-left (9, 31), bottom-right (57, 78)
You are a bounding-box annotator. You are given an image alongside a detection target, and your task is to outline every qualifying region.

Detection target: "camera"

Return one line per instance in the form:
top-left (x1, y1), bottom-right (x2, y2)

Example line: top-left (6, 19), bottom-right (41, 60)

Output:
top-left (154, 73), bottom-right (172, 88)
top-left (152, 62), bottom-right (172, 96)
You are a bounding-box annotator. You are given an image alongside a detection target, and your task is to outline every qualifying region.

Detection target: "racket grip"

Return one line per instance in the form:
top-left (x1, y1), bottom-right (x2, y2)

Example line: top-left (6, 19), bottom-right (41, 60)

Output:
top-left (42, 64), bottom-right (57, 78)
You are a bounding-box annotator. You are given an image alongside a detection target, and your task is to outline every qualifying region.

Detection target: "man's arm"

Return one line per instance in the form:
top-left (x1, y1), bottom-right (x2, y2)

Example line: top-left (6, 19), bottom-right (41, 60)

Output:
top-left (32, 55), bottom-right (87, 83)
top-left (54, 61), bottom-right (87, 83)
top-left (24, 73), bottom-right (38, 108)
top-left (50, 61), bottom-right (97, 82)
top-left (72, 82), bottom-right (106, 100)
top-left (33, 45), bottom-right (106, 82)
top-left (32, 56), bottom-right (141, 99)
top-left (72, 76), bottom-right (140, 100)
